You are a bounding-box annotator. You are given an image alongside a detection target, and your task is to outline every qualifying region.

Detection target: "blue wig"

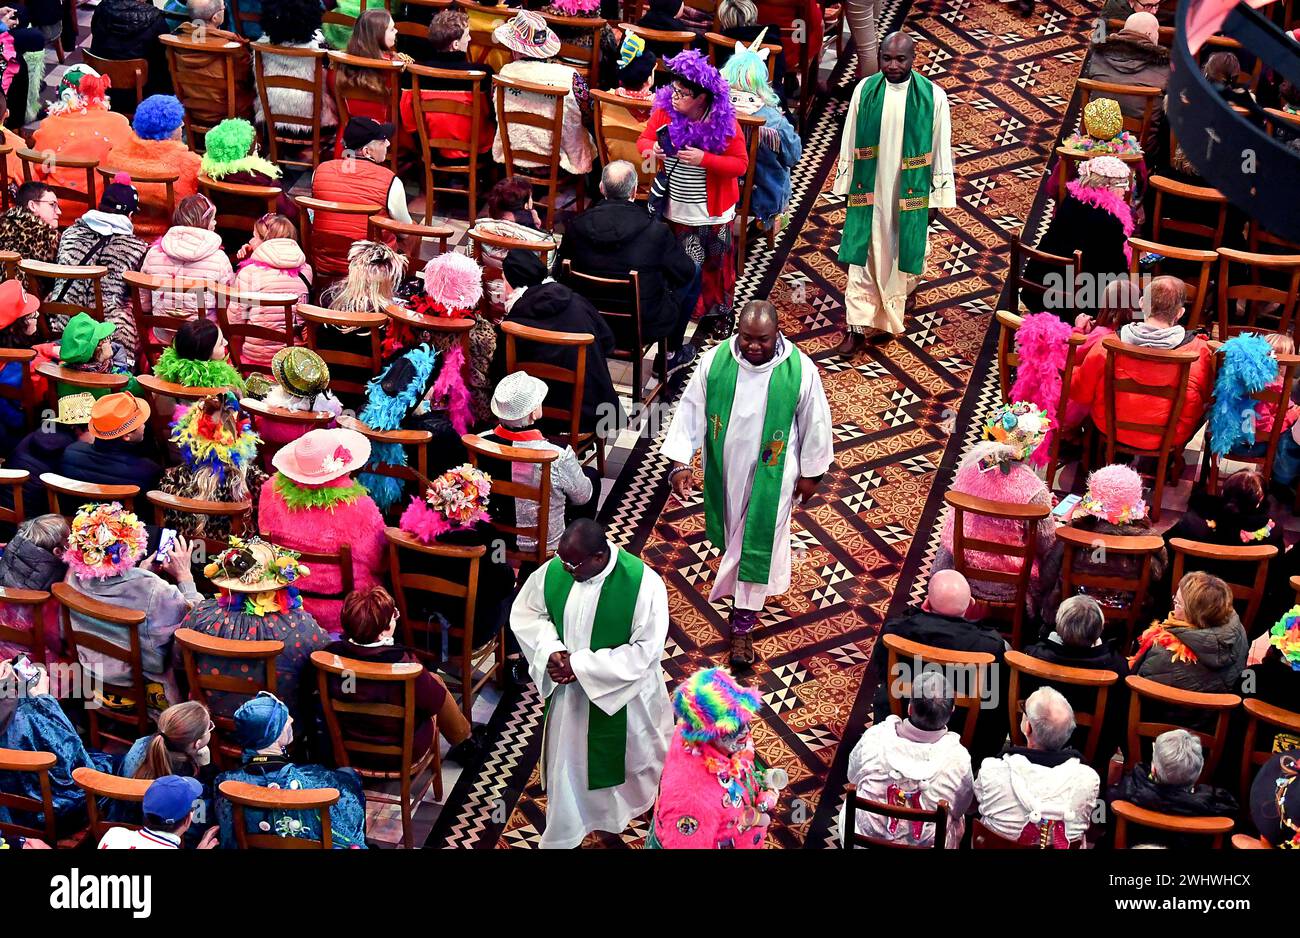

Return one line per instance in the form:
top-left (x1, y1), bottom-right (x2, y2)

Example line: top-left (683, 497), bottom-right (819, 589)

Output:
top-left (1209, 332), bottom-right (1278, 457)
top-left (359, 344), bottom-right (438, 510)
top-left (133, 95), bottom-right (187, 141)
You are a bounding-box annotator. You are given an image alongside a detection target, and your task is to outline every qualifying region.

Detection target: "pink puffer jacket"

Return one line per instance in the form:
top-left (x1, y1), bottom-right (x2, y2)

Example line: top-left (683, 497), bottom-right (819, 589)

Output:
top-left (227, 239), bottom-right (313, 368)
top-left (139, 227), bottom-right (235, 334)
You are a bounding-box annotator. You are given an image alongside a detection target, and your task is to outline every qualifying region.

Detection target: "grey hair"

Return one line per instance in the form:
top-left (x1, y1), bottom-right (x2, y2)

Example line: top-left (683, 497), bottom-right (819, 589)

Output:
top-left (14, 514), bottom-right (70, 552)
top-left (718, 0), bottom-right (758, 30)
top-left (188, 0), bottom-right (224, 21)
top-left (907, 668), bottom-right (954, 732)
top-left (1151, 729), bottom-right (1203, 787)
top-left (1056, 595), bottom-right (1105, 648)
top-left (601, 161), bottom-right (638, 202)
top-left (1025, 686), bottom-right (1076, 751)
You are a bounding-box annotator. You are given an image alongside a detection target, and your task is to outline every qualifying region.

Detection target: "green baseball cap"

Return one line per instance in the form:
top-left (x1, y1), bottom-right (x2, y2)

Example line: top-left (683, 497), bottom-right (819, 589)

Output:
top-left (59, 313), bottom-right (116, 366)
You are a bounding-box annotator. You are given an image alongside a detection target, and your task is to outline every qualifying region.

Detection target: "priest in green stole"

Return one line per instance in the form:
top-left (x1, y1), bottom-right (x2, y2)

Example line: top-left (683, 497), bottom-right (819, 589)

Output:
top-left (509, 519), bottom-right (673, 849)
top-left (661, 302), bottom-right (834, 670)
top-left (832, 32), bottom-right (956, 357)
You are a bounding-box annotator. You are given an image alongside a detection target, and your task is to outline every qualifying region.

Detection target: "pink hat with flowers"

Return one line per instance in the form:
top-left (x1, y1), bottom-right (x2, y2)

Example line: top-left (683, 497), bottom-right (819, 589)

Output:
top-left (272, 428), bottom-right (371, 486)
top-left (1078, 464), bottom-right (1148, 524)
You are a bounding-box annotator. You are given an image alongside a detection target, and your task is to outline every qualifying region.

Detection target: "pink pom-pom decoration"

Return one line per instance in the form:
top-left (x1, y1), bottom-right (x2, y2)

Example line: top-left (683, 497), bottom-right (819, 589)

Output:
top-left (422, 251), bottom-right (484, 315)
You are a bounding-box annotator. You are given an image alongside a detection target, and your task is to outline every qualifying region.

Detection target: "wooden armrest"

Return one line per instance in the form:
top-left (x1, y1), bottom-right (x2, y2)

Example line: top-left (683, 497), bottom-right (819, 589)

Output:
top-left (17, 147), bottom-right (97, 169)
top-left (1055, 527), bottom-right (1166, 552)
top-left (1111, 800), bottom-right (1234, 833)
top-left (1231, 833), bottom-right (1271, 849)
top-left (500, 321), bottom-right (594, 345)
top-left (462, 433), bottom-right (559, 462)
top-left (0, 586), bottom-right (51, 605)
top-left (40, 472), bottom-right (139, 501)
top-left (0, 468), bottom-right (31, 483)
top-left (52, 582), bottom-right (147, 625)
top-left (0, 348), bottom-right (35, 363)
top-left (995, 310), bottom-right (1023, 329)
top-left (1217, 247), bottom-right (1300, 267)
top-left (71, 766), bottom-right (151, 801)
top-left (1148, 175), bottom-right (1226, 201)
top-left (1168, 537), bottom-right (1277, 562)
top-left (0, 749), bottom-right (58, 771)
top-left (174, 627), bottom-right (283, 658)
top-left (35, 362), bottom-right (130, 388)
top-left (881, 632), bottom-right (997, 666)
top-left (310, 649), bottom-right (424, 680)
top-left (1125, 674), bottom-right (1241, 709)
top-left (134, 373), bottom-right (235, 398)
top-left (146, 491), bottom-right (253, 515)
top-left (386, 304), bottom-right (474, 334)
top-left (293, 195), bottom-right (385, 215)
top-left (1004, 650), bottom-right (1119, 687)
top-left (1242, 697), bottom-right (1300, 732)
top-left (370, 218), bottom-right (455, 240)
top-left (296, 305), bottom-right (389, 329)
top-left (384, 526), bottom-right (487, 558)
top-left (336, 413), bottom-right (432, 445)
top-left (99, 167), bottom-right (181, 185)
top-left (20, 259), bottom-right (108, 277)
top-left (944, 490), bottom-right (1051, 520)
top-left (218, 779), bottom-right (339, 809)
top-left (199, 174), bottom-right (281, 197)
top-left (240, 398), bottom-right (335, 424)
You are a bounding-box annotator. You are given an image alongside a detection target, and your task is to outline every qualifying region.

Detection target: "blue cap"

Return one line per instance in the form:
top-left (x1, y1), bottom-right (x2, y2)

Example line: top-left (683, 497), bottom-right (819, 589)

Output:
top-left (142, 775), bottom-right (203, 826)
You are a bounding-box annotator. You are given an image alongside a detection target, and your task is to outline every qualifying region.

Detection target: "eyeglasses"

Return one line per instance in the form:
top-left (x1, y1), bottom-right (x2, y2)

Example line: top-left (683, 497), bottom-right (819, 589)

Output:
top-left (34, 198), bottom-right (60, 209)
top-left (670, 84), bottom-right (698, 100)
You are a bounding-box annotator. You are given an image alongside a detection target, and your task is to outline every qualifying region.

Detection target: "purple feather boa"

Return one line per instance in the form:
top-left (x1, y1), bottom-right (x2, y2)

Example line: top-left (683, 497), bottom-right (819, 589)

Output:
top-left (652, 50), bottom-right (736, 154)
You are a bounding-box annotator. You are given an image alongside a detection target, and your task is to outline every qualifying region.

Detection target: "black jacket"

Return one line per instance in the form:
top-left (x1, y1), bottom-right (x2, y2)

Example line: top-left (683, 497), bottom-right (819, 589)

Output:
top-left (60, 438), bottom-right (163, 494)
top-left (0, 428), bottom-right (81, 538)
top-left (1108, 762), bottom-right (1239, 848)
top-left (554, 200), bottom-right (696, 345)
top-left (88, 0), bottom-right (172, 101)
top-left (492, 282), bottom-right (619, 433)
top-left (1023, 637), bottom-right (1130, 769)
top-left (0, 536), bottom-right (66, 592)
top-left (1024, 194), bottom-right (1131, 317)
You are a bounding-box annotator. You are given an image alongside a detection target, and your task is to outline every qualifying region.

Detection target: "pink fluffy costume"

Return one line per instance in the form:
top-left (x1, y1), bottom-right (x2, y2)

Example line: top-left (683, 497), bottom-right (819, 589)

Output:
top-left (649, 668), bottom-right (780, 849)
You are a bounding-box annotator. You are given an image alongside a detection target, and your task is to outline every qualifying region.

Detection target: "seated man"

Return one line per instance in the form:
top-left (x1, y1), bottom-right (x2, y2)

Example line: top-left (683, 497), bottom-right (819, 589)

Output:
top-left (0, 182), bottom-right (60, 280)
top-left (97, 776), bottom-right (219, 849)
top-left (87, 0), bottom-right (172, 105)
top-left (1107, 728), bottom-right (1237, 847)
top-left (173, 0), bottom-right (256, 128)
top-left (869, 569), bottom-right (1008, 762)
top-left (1070, 275), bottom-right (1214, 452)
top-left (842, 670), bottom-right (973, 849)
top-left (310, 117), bottom-right (411, 277)
top-left (974, 686), bottom-right (1100, 847)
top-left (60, 392), bottom-right (164, 493)
top-left (554, 161), bottom-right (702, 377)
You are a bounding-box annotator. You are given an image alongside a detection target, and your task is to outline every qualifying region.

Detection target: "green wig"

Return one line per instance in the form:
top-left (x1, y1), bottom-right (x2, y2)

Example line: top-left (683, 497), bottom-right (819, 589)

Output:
top-left (200, 118), bottom-right (282, 181)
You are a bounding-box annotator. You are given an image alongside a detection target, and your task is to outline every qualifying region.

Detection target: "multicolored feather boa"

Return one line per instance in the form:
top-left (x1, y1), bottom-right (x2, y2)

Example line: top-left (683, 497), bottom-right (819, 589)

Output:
top-left (217, 586), bottom-right (304, 617)
top-left (273, 472), bottom-right (367, 511)
top-left (1209, 332), bottom-right (1277, 457)
top-left (154, 347), bottom-right (247, 394)
top-left (1010, 313), bottom-right (1074, 468)
top-left (1129, 619), bottom-right (1200, 669)
top-left (171, 400), bottom-right (260, 482)
top-left (1066, 179), bottom-right (1135, 267)
top-left (359, 344), bottom-right (438, 511)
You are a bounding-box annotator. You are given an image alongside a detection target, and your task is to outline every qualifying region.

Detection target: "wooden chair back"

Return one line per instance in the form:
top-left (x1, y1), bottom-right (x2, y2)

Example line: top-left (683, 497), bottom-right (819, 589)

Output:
top-left (0, 349), bottom-right (37, 431)
top-left (1007, 232), bottom-right (1081, 315)
top-left (34, 363), bottom-right (130, 412)
top-left (159, 32), bottom-right (248, 149)
top-left (335, 412), bottom-right (432, 491)
top-left (1205, 349), bottom-right (1300, 490)
top-left (880, 632), bottom-right (996, 749)
top-left (239, 397), bottom-right (335, 467)
top-left (537, 10), bottom-right (604, 82)
top-left (253, 43), bottom-right (328, 171)
top-left (1167, 537), bottom-right (1276, 633)
top-left (1126, 237), bottom-right (1218, 331)
top-left (406, 63), bottom-right (491, 224)
top-left (840, 784), bottom-right (949, 849)
top-left (98, 166), bottom-right (178, 236)
top-left (0, 749), bottom-right (59, 843)
top-left (0, 585), bottom-right (51, 666)
top-left (733, 112), bottom-right (766, 277)
top-left (493, 74), bottom-right (569, 230)
top-left (1124, 674), bottom-right (1240, 779)
top-left (218, 779), bottom-right (338, 848)
top-left (291, 542), bottom-right (356, 606)
top-left (466, 227), bottom-right (558, 318)
top-left (1111, 800), bottom-right (1234, 848)
top-left (1077, 76), bottom-right (1163, 145)
top-left (18, 148), bottom-right (97, 223)
top-left (72, 766), bottom-right (151, 843)
top-left (1004, 649), bottom-right (1119, 764)
top-left (174, 627), bottom-right (281, 769)
top-left (295, 304), bottom-right (386, 399)
top-left (82, 52), bottom-right (148, 113)
top-left (292, 195), bottom-right (386, 288)
top-left (327, 50), bottom-right (405, 173)
top-left (1240, 697), bottom-right (1300, 800)
top-left (500, 320), bottom-right (602, 468)
top-left (1054, 146), bottom-right (1144, 205)
top-left (368, 216), bottom-right (455, 273)
top-left (41, 473), bottom-right (140, 517)
top-left (704, 31), bottom-right (780, 80)
top-left (589, 89), bottom-right (654, 200)
top-left (942, 490), bottom-right (1049, 648)
top-left (1148, 175), bottom-right (1229, 250)
top-left (198, 173), bottom-right (281, 241)
top-left (1215, 248), bottom-right (1300, 343)
top-left (51, 580), bottom-right (150, 749)
top-left (1055, 525), bottom-right (1165, 651)
top-left (18, 259), bottom-right (107, 334)
top-left (147, 491), bottom-right (255, 559)
top-left (560, 260), bottom-right (661, 405)
top-left (462, 433), bottom-right (558, 568)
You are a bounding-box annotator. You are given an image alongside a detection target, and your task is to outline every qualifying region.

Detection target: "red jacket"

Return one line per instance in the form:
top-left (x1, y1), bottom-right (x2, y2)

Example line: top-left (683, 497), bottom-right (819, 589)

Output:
top-left (636, 109), bottom-right (748, 220)
top-left (1069, 333), bottom-right (1214, 450)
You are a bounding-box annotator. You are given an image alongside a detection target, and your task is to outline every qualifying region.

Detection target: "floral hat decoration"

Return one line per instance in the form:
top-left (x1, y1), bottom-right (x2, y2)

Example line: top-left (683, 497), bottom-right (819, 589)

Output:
top-left (1269, 607), bottom-right (1300, 672)
top-left (170, 394), bottom-right (260, 482)
top-left (980, 401), bottom-right (1050, 472)
top-left (204, 535), bottom-right (310, 607)
top-left (1078, 464), bottom-right (1148, 524)
top-left (1063, 97), bottom-right (1142, 156)
top-left (399, 463), bottom-right (492, 543)
top-left (66, 502), bottom-right (149, 579)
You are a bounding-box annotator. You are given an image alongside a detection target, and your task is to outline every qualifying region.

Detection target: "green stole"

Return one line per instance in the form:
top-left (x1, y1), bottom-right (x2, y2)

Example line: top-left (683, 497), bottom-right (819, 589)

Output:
top-left (837, 71), bottom-right (936, 274)
top-left (541, 549), bottom-right (645, 791)
top-left (702, 340), bottom-right (802, 585)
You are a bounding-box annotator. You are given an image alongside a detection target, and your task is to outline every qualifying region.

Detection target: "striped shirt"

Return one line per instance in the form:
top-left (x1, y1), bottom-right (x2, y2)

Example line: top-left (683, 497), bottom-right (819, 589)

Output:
top-left (663, 159), bottom-right (736, 227)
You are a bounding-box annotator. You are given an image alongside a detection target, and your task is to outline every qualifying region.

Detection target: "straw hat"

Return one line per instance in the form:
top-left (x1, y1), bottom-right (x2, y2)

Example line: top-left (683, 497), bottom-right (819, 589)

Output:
top-left (494, 10), bottom-right (561, 59)
top-left (204, 536), bottom-right (310, 594)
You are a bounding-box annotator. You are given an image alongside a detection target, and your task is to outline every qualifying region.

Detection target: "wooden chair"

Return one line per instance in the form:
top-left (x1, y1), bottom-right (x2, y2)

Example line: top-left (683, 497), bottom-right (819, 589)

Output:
top-left (160, 32), bottom-right (251, 150)
top-left (1004, 650), bottom-right (1119, 764)
top-left (1077, 77), bottom-right (1163, 146)
top-left (1124, 674), bottom-right (1240, 779)
top-left (590, 89), bottom-right (654, 200)
top-left (1204, 350), bottom-right (1300, 491)
top-left (1054, 146), bottom-right (1144, 205)
top-left (466, 226), bottom-right (558, 318)
top-left (880, 632), bottom-right (996, 750)
top-left (1097, 334), bottom-right (1200, 522)
top-left (51, 580), bottom-right (150, 749)
top-left (457, 0), bottom-right (510, 68)
top-left (840, 784), bottom-right (949, 849)
top-left (292, 195), bottom-right (386, 288)
top-left (34, 362), bottom-right (129, 415)
top-left (18, 148), bottom-right (98, 223)
top-left (1007, 233), bottom-right (1081, 315)
top-left (560, 260), bottom-right (662, 406)
top-left (942, 490), bottom-right (1049, 649)
top-left (500, 320), bottom-right (606, 473)
top-left (1167, 537), bottom-right (1275, 633)
top-left (1215, 248), bottom-right (1300, 342)
top-left (394, 0), bottom-right (453, 47)
top-left (0, 467), bottom-right (28, 543)
top-left (733, 112), bottom-right (767, 276)
top-left (1126, 237), bottom-right (1218, 332)
top-left (41, 473), bottom-right (140, 518)
top-left (1240, 698), bottom-right (1300, 800)
top-left (239, 397), bottom-right (335, 467)
top-left (1055, 526), bottom-right (1165, 651)
top-left (147, 491), bottom-right (255, 559)
top-left (704, 31), bottom-right (780, 80)
top-left (336, 413), bottom-right (432, 493)
top-left (0, 588), bottom-right (50, 665)
top-left (227, 0), bottom-right (264, 37)
top-left (312, 648), bottom-right (442, 848)
top-left (135, 371), bottom-right (239, 444)
top-left (493, 74), bottom-right (576, 230)
top-left (98, 166), bottom-right (178, 237)
top-left (1111, 800), bottom-right (1234, 848)
top-left (0, 749), bottom-right (59, 844)
top-left (252, 43), bottom-right (329, 171)
top-left (218, 779), bottom-right (338, 849)
top-left (214, 293), bottom-right (300, 381)
top-left (0, 349), bottom-right (37, 432)
top-left (406, 64), bottom-right (492, 224)
top-left (1232, 832), bottom-right (1273, 848)
top-left (385, 527), bottom-right (501, 721)
top-left (292, 543), bottom-right (356, 608)
top-left (81, 51), bottom-right (148, 114)
top-left (198, 173), bottom-right (281, 242)
top-left (0, 249), bottom-right (20, 281)
top-left (174, 627), bottom-right (282, 770)
top-left (620, 23), bottom-right (696, 64)
top-left (19, 259), bottom-right (107, 336)
top-left (537, 10), bottom-right (604, 83)
top-left (462, 433), bottom-right (558, 569)
top-left (72, 766), bottom-right (151, 843)
top-left (328, 50), bottom-right (405, 173)
top-left (368, 216), bottom-right (455, 274)
top-left (750, 0), bottom-right (821, 131)
top-left (1148, 175), bottom-right (1229, 250)
top-left (295, 304), bottom-right (386, 400)
top-left (993, 310), bottom-right (1087, 487)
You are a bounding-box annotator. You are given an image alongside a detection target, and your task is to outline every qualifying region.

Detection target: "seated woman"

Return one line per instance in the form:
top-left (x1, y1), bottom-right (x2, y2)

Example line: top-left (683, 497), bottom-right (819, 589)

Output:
top-left (720, 30), bottom-right (801, 236)
top-left (330, 9), bottom-right (413, 161)
top-left (214, 691), bottom-right (367, 848)
top-left (470, 176), bottom-right (558, 312)
top-left (139, 195), bottom-right (235, 344)
top-left (0, 278), bottom-right (46, 448)
top-left (1022, 156), bottom-right (1134, 320)
top-left (398, 463), bottom-right (516, 652)
top-left (0, 659), bottom-right (114, 836)
top-left (116, 701), bottom-right (216, 845)
top-left (183, 536), bottom-right (331, 718)
top-left (158, 395), bottom-right (268, 541)
top-left (227, 214), bottom-right (314, 369)
top-left (1061, 276), bottom-right (1140, 432)
top-left (933, 402), bottom-right (1060, 620)
top-left (153, 319), bottom-right (247, 395)
top-left (104, 95), bottom-right (203, 241)
top-left (1040, 464), bottom-right (1166, 630)
top-left (253, 0), bottom-right (338, 143)
top-left (321, 586), bottom-right (483, 765)
top-left (320, 240), bottom-right (406, 363)
top-left (250, 347), bottom-right (345, 454)
top-left (62, 502), bottom-right (200, 709)
top-left (257, 428), bottom-right (386, 634)
top-left (0, 515), bottom-right (68, 664)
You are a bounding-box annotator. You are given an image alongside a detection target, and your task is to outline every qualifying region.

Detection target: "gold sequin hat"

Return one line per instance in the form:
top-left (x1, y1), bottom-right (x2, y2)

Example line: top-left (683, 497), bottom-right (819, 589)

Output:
top-left (1083, 98), bottom-right (1123, 141)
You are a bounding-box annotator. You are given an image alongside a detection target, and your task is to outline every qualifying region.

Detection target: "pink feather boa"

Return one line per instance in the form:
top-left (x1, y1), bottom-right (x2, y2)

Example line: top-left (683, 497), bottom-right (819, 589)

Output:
top-left (1010, 313), bottom-right (1074, 467)
top-left (431, 343), bottom-right (473, 436)
top-left (398, 496), bottom-right (489, 544)
top-left (1066, 179), bottom-right (1135, 267)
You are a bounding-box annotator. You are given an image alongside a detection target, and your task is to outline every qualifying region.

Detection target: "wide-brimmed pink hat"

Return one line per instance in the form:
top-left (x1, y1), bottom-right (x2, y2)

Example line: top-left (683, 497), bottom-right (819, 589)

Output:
top-left (272, 428), bottom-right (371, 486)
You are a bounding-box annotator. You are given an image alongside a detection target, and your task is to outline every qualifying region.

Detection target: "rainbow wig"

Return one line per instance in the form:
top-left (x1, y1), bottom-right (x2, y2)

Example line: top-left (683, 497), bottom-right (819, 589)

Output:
top-left (133, 95), bottom-right (186, 141)
top-left (170, 394), bottom-right (261, 484)
top-left (1270, 606), bottom-right (1300, 672)
top-left (673, 667), bottom-right (762, 742)
top-left (719, 29), bottom-right (779, 108)
top-left (65, 502), bottom-right (148, 580)
top-left (653, 50), bottom-right (737, 154)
